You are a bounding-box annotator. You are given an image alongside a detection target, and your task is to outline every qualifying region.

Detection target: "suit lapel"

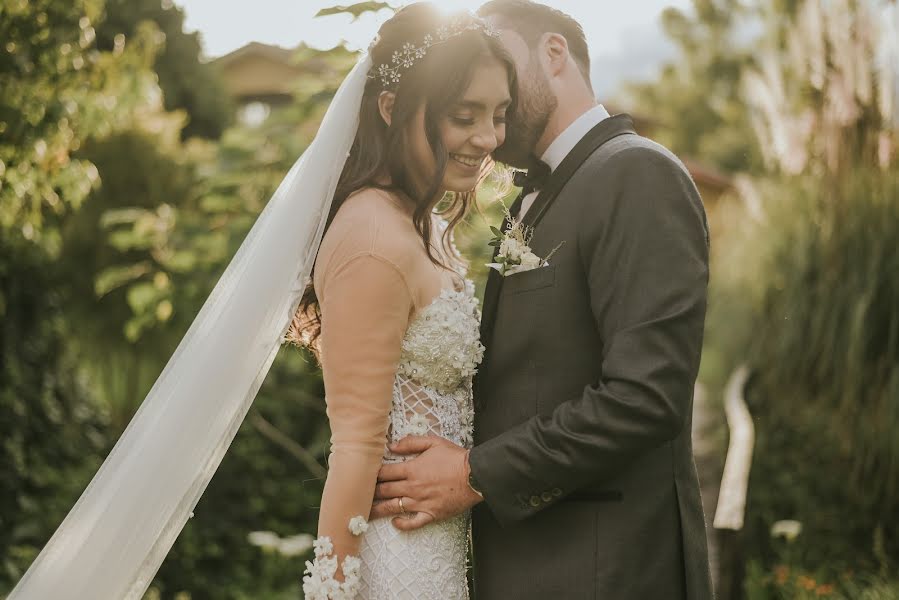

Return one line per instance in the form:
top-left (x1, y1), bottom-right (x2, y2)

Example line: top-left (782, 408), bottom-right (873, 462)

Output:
top-left (521, 114), bottom-right (636, 230)
top-left (479, 114), bottom-right (637, 346)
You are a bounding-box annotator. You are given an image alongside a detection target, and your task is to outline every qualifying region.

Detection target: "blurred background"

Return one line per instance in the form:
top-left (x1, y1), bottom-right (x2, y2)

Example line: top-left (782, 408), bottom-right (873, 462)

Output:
top-left (1, 0), bottom-right (897, 598)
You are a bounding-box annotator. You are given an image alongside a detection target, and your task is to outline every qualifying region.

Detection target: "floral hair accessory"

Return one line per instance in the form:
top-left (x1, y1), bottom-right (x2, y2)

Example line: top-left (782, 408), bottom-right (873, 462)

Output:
top-left (368, 14), bottom-right (499, 89)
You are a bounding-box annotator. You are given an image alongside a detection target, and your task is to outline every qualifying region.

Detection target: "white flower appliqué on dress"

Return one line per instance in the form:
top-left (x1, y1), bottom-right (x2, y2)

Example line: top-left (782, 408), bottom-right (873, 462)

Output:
top-left (358, 279), bottom-right (483, 599)
top-left (397, 285), bottom-right (485, 395)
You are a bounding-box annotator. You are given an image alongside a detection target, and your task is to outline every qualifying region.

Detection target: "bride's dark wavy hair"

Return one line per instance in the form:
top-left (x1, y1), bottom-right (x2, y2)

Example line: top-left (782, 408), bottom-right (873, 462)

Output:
top-left (287, 3), bottom-right (517, 351)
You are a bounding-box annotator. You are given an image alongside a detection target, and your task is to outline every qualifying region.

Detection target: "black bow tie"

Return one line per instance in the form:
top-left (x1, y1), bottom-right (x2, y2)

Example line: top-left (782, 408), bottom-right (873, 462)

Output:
top-left (512, 162), bottom-right (551, 195)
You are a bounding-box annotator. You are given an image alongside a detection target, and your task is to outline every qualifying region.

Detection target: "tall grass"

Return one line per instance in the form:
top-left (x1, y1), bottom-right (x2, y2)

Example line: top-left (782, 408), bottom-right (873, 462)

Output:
top-left (706, 169), bottom-right (899, 578)
top-left (748, 171), bottom-right (899, 511)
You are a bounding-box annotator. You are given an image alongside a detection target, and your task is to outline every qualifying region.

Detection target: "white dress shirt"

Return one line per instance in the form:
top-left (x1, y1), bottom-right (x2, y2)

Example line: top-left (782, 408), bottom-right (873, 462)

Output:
top-left (518, 104), bottom-right (611, 219)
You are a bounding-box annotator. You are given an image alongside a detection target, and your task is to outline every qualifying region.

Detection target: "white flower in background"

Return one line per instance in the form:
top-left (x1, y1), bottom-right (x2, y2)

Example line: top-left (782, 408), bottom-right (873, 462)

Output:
top-left (770, 519), bottom-right (803, 542)
top-left (348, 515), bottom-right (369, 536)
top-left (277, 534), bottom-right (314, 557)
top-left (247, 530), bottom-right (280, 550)
top-left (409, 413), bottom-right (430, 436)
top-left (249, 530), bottom-right (314, 557)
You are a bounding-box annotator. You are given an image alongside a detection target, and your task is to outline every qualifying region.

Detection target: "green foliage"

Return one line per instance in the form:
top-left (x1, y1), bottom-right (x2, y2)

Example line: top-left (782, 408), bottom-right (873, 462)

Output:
top-left (151, 348), bottom-right (329, 599)
top-left (624, 0), bottom-right (764, 174)
top-left (90, 43), bottom-right (360, 346)
top-left (95, 0), bottom-right (233, 139)
top-left (709, 172), bottom-right (899, 580)
top-left (49, 46), bottom-right (364, 597)
top-left (446, 171), bottom-right (517, 298)
top-left (0, 234), bottom-right (112, 593)
top-left (0, 3), bottom-right (346, 597)
top-left (655, 1), bottom-right (899, 589)
top-left (744, 560), bottom-right (899, 599)
top-left (61, 125), bottom-right (201, 426)
top-left (0, 0), bottom-right (162, 254)
top-left (749, 172), bottom-right (899, 514)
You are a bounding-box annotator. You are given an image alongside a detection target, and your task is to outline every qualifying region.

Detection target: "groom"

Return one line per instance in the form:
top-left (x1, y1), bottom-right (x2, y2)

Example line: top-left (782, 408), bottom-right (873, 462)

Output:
top-left (371, 1), bottom-right (713, 598)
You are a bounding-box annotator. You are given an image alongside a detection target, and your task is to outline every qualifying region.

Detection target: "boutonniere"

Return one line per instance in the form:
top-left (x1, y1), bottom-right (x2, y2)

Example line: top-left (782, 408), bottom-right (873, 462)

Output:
top-left (486, 207), bottom-right (563, 277)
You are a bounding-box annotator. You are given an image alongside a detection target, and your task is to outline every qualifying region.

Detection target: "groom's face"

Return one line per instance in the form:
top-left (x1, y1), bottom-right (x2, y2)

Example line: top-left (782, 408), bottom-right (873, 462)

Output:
top-left (489, 28), bottom-right (558, 169)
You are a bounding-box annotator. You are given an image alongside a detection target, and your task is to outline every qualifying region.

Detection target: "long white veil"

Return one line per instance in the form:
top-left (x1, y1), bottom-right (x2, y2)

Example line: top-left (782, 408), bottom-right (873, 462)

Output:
top-left (9, 53), bottom-right (373, 600)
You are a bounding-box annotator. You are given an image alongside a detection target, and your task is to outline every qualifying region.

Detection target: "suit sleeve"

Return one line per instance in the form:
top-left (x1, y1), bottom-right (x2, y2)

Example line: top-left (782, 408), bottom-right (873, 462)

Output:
top-left (468, 145), bottom-right (710, 525)
top-left (316, 253), bottom-right (412, 564)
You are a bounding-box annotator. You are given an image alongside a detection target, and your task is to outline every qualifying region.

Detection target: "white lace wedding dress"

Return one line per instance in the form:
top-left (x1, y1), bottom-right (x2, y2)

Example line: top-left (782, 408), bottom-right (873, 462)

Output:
top-left (356, 280), bottom-right (481, 599)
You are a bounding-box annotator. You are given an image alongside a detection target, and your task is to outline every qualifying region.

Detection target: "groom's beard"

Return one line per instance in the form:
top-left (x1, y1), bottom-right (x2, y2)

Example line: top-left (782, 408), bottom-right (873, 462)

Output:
top-left (493, 69), bottom-right (557, 169)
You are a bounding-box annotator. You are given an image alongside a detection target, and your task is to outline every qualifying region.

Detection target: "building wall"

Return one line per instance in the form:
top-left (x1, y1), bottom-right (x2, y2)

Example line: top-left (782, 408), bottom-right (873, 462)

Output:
top-left (218, 54), bottom-right (304, 102)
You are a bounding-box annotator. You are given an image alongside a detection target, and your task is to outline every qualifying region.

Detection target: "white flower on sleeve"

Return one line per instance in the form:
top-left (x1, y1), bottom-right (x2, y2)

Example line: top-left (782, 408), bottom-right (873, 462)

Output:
top-left (348, 515), bottom-right (369, 536)
top-left (303, 534), bottom-right (363, 599)
top-left (313, 536), bottom-right (334, 558)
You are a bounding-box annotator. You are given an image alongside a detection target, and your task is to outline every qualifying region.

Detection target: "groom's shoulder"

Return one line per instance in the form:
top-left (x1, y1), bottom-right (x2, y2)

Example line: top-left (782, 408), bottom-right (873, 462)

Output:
top-left (573, 132), bottom-right (709, 244)
top-left (582, 133), bottom-right (691, 181)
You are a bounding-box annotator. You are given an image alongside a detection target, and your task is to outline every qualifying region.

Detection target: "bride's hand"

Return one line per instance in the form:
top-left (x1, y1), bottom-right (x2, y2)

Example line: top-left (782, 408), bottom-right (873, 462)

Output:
top-left (370, 436), bottom-right (483, 530)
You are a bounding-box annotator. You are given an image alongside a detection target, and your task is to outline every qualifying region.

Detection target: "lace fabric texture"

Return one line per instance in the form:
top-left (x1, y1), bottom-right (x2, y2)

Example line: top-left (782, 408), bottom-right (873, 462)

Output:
top-left (356, 284), bottom-right (481, 600)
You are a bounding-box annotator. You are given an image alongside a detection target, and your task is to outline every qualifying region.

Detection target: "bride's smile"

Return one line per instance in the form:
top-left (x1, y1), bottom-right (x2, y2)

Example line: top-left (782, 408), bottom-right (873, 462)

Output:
top-left (449, 153), bottom-right (486, 168)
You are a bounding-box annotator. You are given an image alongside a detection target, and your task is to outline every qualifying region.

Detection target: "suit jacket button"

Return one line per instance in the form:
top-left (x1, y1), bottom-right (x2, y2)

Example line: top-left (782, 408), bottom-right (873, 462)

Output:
top-left (529, 495), bottom-right (541, 507)
top-left (541, 491), bottom-right (553, 503)
top-left (552, 488), bottom-right (563, 497)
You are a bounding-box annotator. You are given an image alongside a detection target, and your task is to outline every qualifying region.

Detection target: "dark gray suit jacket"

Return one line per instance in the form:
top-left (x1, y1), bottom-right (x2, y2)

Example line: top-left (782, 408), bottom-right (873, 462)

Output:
top-left (469, 115), bottom-right (714, 599)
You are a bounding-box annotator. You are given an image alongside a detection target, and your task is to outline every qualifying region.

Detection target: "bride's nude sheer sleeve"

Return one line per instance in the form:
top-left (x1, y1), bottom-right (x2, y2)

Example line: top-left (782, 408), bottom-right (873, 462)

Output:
top-left (313, 195), bottom-right (419, 567)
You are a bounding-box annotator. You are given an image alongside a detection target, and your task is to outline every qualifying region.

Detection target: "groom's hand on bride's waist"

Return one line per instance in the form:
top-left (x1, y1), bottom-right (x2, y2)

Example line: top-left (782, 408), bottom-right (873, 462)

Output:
top-left (369, 435), bottom-right (483, 531)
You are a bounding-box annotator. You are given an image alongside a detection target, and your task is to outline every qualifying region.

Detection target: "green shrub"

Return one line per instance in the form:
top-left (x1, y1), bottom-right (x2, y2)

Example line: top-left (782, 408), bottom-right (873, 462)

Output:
top-left (0, 235), bottom-right (112, 593)
top-left (711, 170), bottom-right (899, 578)
top-left (745, 560), bottom-right (899, 600)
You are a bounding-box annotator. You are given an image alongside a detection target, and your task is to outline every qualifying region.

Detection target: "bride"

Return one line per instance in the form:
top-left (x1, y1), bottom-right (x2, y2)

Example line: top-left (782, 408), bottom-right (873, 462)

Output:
top-left (9, 4), bottom-right (514, 600)
top-left (291, 6), bottom-right (514, 599)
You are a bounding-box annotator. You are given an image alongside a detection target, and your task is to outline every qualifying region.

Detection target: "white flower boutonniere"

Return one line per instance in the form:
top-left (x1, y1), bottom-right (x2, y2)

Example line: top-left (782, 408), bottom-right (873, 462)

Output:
top-left (486, 207), bottom-right (563, 277)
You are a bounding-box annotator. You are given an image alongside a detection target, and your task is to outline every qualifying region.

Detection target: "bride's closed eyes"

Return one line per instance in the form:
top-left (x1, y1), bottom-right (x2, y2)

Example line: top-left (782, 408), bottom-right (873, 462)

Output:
top-left (449, 113), bottom-right (509, 127)
top-left (448, 99), bottom-right (511, 128)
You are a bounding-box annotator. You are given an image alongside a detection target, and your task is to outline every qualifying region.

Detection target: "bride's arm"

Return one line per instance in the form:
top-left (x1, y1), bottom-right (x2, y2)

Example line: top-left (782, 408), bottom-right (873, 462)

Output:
top-left (315, 252), bottom-right (413, 567)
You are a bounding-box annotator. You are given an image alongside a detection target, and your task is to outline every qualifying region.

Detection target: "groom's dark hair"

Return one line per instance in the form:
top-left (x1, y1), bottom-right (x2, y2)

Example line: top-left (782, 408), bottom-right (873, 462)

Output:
top-left (478, 0), bottom-right (592, 89)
